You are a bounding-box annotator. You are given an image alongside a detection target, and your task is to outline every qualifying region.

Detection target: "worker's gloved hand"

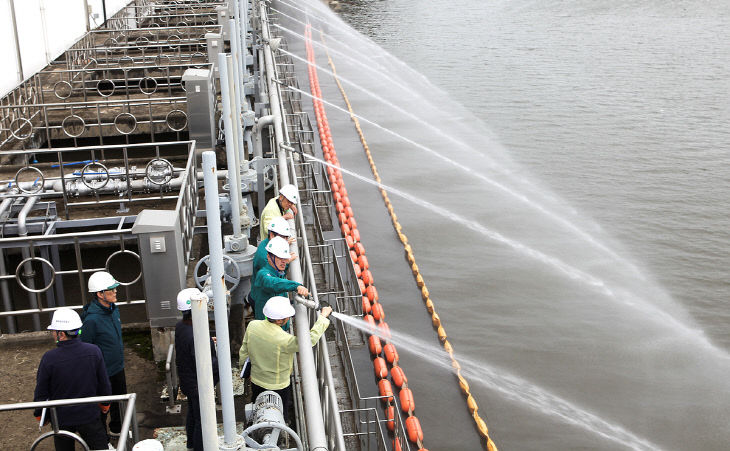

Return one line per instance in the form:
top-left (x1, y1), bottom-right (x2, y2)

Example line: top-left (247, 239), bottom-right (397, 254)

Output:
top-left (99, 403), bottom-right (110, 414)
top-left (320, 306), bottom-right (333, 318)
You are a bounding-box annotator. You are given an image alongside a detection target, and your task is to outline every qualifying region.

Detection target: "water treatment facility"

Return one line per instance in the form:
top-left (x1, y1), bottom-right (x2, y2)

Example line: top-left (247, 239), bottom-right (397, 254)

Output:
top-left (2, 0), bottom-right (730, 450)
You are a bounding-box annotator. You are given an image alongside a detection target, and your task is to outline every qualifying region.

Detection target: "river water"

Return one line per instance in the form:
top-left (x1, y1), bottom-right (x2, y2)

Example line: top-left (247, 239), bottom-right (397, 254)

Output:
top-left (278, 0), bottom-right (730, 449)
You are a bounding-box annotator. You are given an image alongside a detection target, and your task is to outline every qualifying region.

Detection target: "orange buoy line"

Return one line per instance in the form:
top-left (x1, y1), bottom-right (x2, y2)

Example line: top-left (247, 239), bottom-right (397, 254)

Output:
top-left (316, 30), bottom-right (499, 451)
top-left (304, 24), bottom-right (427, 451)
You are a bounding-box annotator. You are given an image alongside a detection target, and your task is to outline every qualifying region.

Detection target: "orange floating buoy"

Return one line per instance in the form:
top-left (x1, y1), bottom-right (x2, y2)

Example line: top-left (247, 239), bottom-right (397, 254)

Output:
top-left (383, 343), bottom-right (399, 364)
top-left (334, 191), bottom-right (342, 203)
top-left (361, 269), bottom-right (373, 286)
top-left (366, 285), bottom-right (378, 302)
top-left (338, 213), bottom-right (347, 226)
top-left (370, 336), bottom-right (383, 356)
top-left (327, 166), bottom-right (335, 177)
top-left (341, 223), bottom-right (350, 236)
top-left (353, 263), bottom-right (362, 278)
top-left (405, 416), bottom-right (424, 443)
top-left (364, 314), bottom-right (376, 330)
top-left (391, 366), bottom-right (407, 388)
top-left (373, 356), bottom-right (388, 378)
top-left (331, 181), bottom-right (340, 193)
top-left (378, 379), bottom-right (394, 403)
top-left (347, 216), bottom-right (357, 231)
top-left (345, 236), bottom-right (355, 251)
top-left (371, 302), bottom-right (385, 321)
top-left (358, 255), bottom-right (369, 271)
top-left (351, 228), bottom-right (361, 242)
top-left (342, 196), bottom-right (350, 208)
top-left (336, 201), bottom-right (345, 214)
top-left (355, 242), bottom-right (366, 257)
top-left (357, 278), bottom-right (366, 294)
top-left (344, 206), bottom-right (354, 219)
top-left (340, 186), bottom-right (348, 198)
top-left (393, 437), bottom-right (403, 451)
top-left (385, 405), bottom-right (396, 431)
top-left (399, 387), bottom-right (415, 413)
top-left (378, 321), bottom-right (391, 339)
top-left (362, 296), bottom-right (372, 314)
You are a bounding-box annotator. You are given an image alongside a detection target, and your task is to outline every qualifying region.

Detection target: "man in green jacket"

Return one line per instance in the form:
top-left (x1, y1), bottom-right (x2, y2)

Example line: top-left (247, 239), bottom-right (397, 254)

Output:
top-left (259, 184), bottom-right (298, 241)
top-left (239, 296), bottom-right (332, 422)
top-left (250, 236), bottom-right (309, 320)
top-left (253, 216), bottom-right (296, 280)
top-left (81, 270), bottom-right (126, 436)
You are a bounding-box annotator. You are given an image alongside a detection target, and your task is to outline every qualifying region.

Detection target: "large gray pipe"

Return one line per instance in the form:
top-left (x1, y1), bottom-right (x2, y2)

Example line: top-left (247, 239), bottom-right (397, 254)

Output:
top-left (260, 3), bottom-right (329, 449)
top-left (0, 198), bottom-right (16, 333)
top-left (190, 290), bottom-right (219, 451)
top-left (218, 53), bottom-right (243, 238)
top-left (202, 151), bottom-right (238, 447)
top-left (18, 196), bottom-right (41, 331)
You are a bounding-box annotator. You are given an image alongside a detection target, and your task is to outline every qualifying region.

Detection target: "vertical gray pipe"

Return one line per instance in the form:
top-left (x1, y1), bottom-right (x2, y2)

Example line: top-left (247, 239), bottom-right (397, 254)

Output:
top-left (9, 0), bottom-right (24, 83)
top-left (225, 55), bottom-right (247, 231)
top-left (18, 196), bottom-right (41, 331)
top-left (190, 291), bottom-right (219, 451)
top-left (260, 3), bottom-right (329, 449)
top-left (218, 53), bottom-right (243, 238)
top-left (0, 198), bottom-right (16, 333)
top-left (202, 151), bottom-right (237, 446)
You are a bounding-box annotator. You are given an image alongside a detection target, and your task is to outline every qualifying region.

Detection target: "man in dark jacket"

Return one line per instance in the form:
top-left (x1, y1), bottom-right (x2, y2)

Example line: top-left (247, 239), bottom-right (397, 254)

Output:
top-left (81, 270), bottom-right (126, 436)
top-left (175, 288), bottom-right (219, 451)
top-left (34, 308), bottom-right (111, 451)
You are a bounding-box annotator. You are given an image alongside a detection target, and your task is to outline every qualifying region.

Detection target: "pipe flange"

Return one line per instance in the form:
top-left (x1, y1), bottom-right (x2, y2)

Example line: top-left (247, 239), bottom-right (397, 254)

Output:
top-left (80, 162), bottom-right (110, 190)
top-left (145, 158), bottom-right (174, 186)
top-left (15, 257), bottom-right (55, 294)
top-left (105, 250), bottom-right (142, 286)
top-left (14, 166), bottom-right (45, 194)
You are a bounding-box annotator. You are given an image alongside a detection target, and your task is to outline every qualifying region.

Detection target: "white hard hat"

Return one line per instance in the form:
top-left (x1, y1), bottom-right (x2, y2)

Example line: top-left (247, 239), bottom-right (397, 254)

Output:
top-left (177, 287), bottom-right (202, 311)
top-left (87, 271), bottom-right (120, 293)
top-left (265, 236), bottom-right (291, 259)
top-left (132, 439), bottom-right (164, 451)
top-left (267, 216), bottom-right (292, 237)
top-left (279, 184), bottom-right (298, 203)
top-left (48, 308), bottom-right (83, 331)
top-left (263, 296), bottom-right (295, 320)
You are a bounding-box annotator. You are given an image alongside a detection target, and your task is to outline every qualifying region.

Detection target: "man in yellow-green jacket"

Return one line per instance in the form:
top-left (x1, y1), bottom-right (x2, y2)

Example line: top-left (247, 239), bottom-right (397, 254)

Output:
top-left (239, 296), bottom-right (332, 422)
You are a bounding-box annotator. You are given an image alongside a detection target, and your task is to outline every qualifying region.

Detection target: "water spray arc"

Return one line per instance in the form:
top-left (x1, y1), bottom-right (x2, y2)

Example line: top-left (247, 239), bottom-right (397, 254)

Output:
top-left (304, 24), bottom-right (497, 450)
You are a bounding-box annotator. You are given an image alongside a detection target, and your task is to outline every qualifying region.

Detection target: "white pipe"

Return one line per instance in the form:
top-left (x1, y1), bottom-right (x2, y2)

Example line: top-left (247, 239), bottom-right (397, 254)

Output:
top-left (225, 55), bottom-right (247, 235)
top-left (202, 151), bottom-right (237, 446)
top-left (218, 53), bottom-right (243, 238)
top-left (0, 198), bottom-right (17, 334)
top-left (190, 291), bottom-right (219, 451)
top-left (9, 0), bottom-right (24, 82)
top-left (18, 196), bottom-right (41, 331)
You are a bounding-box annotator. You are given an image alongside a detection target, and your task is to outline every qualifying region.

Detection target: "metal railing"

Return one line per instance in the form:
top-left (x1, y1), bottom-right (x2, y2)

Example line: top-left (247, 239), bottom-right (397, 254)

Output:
top-left (0, 141), bottom-right (199, 333)
top-left (0, 394), bottom-right (140, 450)
top-left (0, 96), bottom-right (189, 150)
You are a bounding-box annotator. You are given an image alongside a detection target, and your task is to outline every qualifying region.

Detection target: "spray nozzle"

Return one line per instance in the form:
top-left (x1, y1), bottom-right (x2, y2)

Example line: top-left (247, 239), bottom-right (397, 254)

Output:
top-left (294, 294), bottom-right (319, 310)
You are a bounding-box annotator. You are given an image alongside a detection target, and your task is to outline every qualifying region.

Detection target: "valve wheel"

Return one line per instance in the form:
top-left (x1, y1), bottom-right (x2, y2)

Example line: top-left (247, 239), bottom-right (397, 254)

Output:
top-left (194, 254), bottom-right (241, 291)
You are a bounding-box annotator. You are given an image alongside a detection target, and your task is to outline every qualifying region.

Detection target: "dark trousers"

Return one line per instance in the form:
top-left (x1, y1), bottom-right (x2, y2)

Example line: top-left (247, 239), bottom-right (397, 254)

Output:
top-left (102, 370), bottom-right (127, 434)
top-left (53, 419), bottom-right (109, 451)
top-left (185, 393), bottom-right (204, 451)
top-left (251, 383), bottom-right (292, 423)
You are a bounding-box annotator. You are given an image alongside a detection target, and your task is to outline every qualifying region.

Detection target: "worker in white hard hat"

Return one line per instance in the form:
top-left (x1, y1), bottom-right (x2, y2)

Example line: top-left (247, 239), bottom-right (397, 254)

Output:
top-left (132, 439), bottom-right (164, 451)
top-left (249, 236), bottom-right (309, 320)
top-left (34, 308), bottom-right (112, 450)
top-left (259, 184), bottom-right (299, 241)
top-left (80, 270), bottom-right (127, 436)
top-left (252, 216), bottom-right (297, 282)
top-left (239, 296), bottom-right (332, 423)
top-left (175, 288), bottom-right (219, 451)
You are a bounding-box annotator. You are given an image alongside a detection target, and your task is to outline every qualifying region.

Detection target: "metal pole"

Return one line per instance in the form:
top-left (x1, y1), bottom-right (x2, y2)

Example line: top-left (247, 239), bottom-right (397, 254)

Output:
top-left (228, 19), bottom-right (246, 133)
top-left (82, 0), bottom-right (91, 32)
top-left (260, 3), bottom-right (329, 449)
top-left (190, 287), bottom-right (219, 451)
top-left (9, 0), bottom-right (24, 83)
top-left (225, 55), bottom-right (247, 228)
top-left (218, 54), bottom-right (243, 238)
top-left (101, 0), bottom-right (107, 25)
top-left (230, 9), bottom-right (245, 106)
top-left (202, 151), bottom-right (238, 447)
